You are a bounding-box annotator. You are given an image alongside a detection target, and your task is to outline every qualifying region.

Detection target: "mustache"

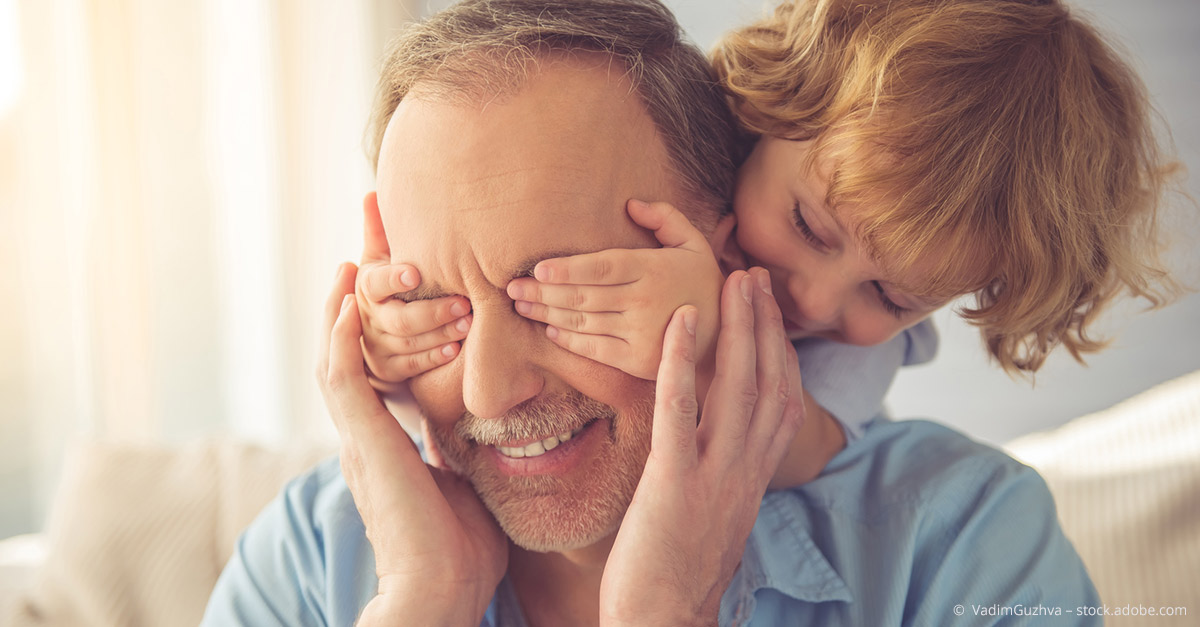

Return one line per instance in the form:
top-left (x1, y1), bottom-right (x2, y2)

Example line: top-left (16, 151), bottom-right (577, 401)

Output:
top-left (454, 390), bottom-right (616, 446)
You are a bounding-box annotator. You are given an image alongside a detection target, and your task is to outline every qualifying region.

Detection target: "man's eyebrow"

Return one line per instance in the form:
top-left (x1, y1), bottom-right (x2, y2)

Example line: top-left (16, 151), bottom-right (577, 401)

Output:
top-left (394, 248), bottom-right (591, 302)
top-left (395, 281), bottom-right (451, 303)
top-left (513, 248), bottom-right (590, 282)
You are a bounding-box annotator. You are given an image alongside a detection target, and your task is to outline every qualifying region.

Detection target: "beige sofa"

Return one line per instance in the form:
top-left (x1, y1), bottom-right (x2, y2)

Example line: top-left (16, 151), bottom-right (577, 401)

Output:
top-left (3, 369), bottom-right (1199, 626)
top-left (0, 440), bottom-right (334, 626)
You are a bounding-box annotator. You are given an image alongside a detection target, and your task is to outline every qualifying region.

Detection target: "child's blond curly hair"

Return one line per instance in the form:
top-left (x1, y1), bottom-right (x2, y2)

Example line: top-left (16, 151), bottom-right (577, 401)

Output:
top-left (713, 0), bottom-right (1182, 373)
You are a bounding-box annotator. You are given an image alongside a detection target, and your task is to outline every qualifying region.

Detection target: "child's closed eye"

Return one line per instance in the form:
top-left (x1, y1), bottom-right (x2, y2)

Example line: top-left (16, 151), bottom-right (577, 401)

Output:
top-left (872, 282), bottom-right (909, 319)
top-left (792, 201), bottom-right (829, 251)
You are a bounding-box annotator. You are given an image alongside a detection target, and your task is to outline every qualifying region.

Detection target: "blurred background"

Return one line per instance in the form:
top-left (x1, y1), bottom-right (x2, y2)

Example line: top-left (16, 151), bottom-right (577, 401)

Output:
top-left (0, 0), bottom-right (1197, 541)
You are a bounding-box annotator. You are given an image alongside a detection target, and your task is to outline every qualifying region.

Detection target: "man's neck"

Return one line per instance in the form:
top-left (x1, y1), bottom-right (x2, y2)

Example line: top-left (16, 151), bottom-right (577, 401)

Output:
top-left (507, 534), bottom-right (615, 627)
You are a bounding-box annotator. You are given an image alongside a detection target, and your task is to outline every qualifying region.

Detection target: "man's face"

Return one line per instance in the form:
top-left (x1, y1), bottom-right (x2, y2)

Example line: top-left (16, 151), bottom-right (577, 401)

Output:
top-left (375, 57), bottom-right (682, 552)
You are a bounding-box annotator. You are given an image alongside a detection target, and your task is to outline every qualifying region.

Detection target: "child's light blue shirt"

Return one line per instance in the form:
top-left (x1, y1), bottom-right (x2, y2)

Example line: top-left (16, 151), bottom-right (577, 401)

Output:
top-left (798, 318), bottom-right (938, 443)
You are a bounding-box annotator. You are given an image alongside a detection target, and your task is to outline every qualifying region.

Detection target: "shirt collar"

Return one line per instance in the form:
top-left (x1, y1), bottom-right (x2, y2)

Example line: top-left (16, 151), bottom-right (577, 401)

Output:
top-left (721, 489), bottom-right (853, 623)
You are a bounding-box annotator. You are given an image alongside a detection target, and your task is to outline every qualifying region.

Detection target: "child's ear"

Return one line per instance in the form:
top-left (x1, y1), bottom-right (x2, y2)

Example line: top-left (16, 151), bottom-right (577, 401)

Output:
top-left (708, 213), bottom-right (748, 275)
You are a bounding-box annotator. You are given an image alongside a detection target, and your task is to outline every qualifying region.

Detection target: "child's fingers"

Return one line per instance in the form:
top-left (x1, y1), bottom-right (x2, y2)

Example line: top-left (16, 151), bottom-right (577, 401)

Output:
top-left (514, 301), bottom-right (624, 336)
top-left (365, 372), bottom-right (410, 398)
top-left (365, 338), bottom-right (460, 381)
top-left (529, 250), bottom-right (642, 285)
top-left (507, 279), bottom-right (628, 313)
top-left (545, 325), bottom-right (647, 378)
top-left (627, 199), bottom-right (708, 252)
top-left (650, 305), bottom-right (700, 469)
top-left (373, 296), bottom-right (471, 338)
top-left (359, 263), bottom-right (420, 303)
top-left (367, 313), bottom-right (471, 356)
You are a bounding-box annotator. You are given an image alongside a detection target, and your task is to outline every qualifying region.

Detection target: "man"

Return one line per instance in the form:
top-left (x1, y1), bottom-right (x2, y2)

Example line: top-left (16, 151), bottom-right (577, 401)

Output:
top-left (203, 1), bottom-right (1099, 625)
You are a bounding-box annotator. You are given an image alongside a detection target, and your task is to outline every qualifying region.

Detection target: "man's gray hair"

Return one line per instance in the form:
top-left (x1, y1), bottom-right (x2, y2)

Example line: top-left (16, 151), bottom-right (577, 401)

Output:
top-left (366, 0), bottom-right (738, 228)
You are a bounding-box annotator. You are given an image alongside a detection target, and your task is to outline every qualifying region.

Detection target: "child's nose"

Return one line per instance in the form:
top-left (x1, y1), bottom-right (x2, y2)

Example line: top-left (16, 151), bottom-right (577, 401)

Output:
top-left (792, 276), bottom-right (844, 328)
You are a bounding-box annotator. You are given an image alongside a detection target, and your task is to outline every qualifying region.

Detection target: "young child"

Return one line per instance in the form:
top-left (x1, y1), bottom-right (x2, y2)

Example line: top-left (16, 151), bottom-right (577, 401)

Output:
top-left (355, 0), bottom-right (1179, 484)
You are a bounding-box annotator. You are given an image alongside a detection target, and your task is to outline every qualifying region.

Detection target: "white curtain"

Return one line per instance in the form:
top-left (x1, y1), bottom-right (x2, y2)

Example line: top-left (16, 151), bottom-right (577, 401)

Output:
top-left (0, 0), bottom-right (418, 537)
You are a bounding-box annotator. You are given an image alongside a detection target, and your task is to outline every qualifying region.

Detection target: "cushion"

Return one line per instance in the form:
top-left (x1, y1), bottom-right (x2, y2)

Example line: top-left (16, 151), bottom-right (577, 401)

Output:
top-left (1006, 368), bottom-right (1200, 626)
top-left (2, 438), bottom-right (333, 627)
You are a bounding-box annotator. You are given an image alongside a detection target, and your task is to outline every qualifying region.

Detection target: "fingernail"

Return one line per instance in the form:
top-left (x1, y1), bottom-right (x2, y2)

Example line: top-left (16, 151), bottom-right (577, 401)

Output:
top-left (757, 269), bottom-right (772, 295)
top-left (441, 344), bottom-right (456, 358)
top-left (341, 294), bottom-right (353, 311)
top-left (740, 274), bottom-right (753, 303)
top-left (450, 301), bottom-right (469, 317)
top-left (515, 300), bottom-right (532, 315)
top-left (683, 308), bottom-right (697, 335)
top-left (398, 267), bottom-right (417, 288)
top-left (334, 264), bottom-right (344, 280)
top-left (455, 317), bottom-right (471, 333)
top-left (533, 264), bottom-right (552, 282)
top-left (629, 198), bottom-right (650, 211)
top-left (545, 325), bottom-right (559, 340)
top-left (507, 283), bottom-right (524, 300)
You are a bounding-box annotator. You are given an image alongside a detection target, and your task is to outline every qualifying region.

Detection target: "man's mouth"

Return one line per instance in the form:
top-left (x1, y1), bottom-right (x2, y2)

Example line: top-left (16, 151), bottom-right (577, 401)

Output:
top-left (482, 417), bottom-right (609, 477)
top-left (494, 422), bottom-right (589, 459)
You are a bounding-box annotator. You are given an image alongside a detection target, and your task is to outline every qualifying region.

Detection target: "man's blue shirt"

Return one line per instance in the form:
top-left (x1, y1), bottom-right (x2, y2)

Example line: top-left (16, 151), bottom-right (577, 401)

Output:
top-left (202, 417), bottom-right (1100, 626)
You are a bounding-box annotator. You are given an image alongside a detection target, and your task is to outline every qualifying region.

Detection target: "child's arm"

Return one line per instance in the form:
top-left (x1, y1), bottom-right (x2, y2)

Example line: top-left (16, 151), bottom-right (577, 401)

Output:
top-left (767, 322), bottom-right (937, 488)
top-left (793, 320), bottom-right (938, 441)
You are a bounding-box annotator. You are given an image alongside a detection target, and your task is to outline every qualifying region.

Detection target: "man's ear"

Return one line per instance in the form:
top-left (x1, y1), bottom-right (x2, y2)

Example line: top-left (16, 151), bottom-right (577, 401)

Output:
top-left (708, 213), bottom-right (747, 275)
top-left (362, 191), bottom-right (390, 263)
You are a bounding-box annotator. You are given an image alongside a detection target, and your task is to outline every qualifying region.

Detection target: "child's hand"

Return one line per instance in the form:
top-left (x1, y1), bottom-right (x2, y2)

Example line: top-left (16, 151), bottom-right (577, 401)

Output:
top-left (356, 192), bottom-right (472, 395)
top-left (506, 199), bottom-right (722, 380)
top-left (356, 264), bottom-right (473, 388)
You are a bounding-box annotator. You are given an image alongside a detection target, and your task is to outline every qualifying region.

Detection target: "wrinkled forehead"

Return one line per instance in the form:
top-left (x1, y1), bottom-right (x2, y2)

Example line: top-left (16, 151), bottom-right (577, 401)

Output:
top-left (375, 59), bottom-right (675, 291)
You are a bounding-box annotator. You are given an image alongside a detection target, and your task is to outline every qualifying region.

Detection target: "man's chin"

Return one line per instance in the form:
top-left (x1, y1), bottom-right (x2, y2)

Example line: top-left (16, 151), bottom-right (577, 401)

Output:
top-left (482, 484), bottom-right (631, 553)
top-left (444, 431), bottom-right (646, 554)
top-left (500, 507), bottom-right (622, 554)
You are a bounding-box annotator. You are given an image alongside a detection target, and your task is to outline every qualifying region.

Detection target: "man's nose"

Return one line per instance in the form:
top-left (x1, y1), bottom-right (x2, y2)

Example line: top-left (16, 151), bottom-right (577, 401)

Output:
top-left (459, 305), bottom-right (544, 420)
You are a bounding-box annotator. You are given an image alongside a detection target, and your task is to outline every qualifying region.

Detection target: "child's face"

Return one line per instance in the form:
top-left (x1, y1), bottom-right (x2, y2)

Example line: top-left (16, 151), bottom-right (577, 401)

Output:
top-left (732, 137), bottom-right (946, 346)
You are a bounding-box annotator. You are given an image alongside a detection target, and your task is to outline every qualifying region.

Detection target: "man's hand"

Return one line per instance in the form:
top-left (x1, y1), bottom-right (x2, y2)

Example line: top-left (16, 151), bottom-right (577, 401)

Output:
top-left (599, 268), bottom-right (805, 626)
top-left (356, 192), bottom-right (472, 394)
top-left (506, 199), bottom-right (723, 381)
top-left (318, 263), bottom-right (505, 626)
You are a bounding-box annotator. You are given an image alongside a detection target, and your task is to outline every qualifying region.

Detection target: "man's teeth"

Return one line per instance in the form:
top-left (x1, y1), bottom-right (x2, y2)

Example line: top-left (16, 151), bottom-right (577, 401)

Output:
top-left (495, 425), bottom-right (585, 459)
